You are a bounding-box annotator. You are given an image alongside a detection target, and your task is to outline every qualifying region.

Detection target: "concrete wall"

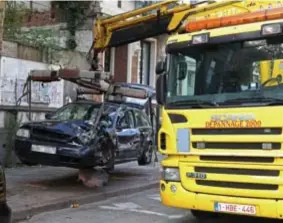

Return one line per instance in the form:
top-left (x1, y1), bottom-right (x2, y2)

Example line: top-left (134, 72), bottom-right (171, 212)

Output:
top-left (0, 55), bottom-right (63, 165)
top-left (0, 56), bottom-right (63, 107)
top-left (101, 0), bottom-right (136, 15)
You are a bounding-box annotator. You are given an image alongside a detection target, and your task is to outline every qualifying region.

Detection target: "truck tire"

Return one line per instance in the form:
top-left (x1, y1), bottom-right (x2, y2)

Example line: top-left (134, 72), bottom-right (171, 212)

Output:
top-left (191, 210), bottom-right (219, 220)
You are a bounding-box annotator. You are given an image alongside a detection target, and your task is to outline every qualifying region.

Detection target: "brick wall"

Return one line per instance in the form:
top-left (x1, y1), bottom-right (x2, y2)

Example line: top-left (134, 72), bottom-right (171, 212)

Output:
top-left (25, 10), bottom-right (57, 27)
top-left (114, 45), bottom-right (128, 82)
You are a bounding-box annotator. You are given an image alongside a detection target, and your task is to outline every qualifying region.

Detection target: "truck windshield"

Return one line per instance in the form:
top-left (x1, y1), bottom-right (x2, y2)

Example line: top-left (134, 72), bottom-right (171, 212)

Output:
top-left (166, 39), bottom-right (283, 107)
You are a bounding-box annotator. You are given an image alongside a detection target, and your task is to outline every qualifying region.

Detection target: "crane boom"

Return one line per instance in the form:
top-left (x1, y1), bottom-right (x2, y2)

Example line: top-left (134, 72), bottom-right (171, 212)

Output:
top-left (91, 0), bottom-right (280, 69)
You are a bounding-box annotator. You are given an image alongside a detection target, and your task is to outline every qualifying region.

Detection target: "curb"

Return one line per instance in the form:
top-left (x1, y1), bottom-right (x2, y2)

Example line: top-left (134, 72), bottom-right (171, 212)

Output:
top-left (12, 181), bottom-right (159, 223)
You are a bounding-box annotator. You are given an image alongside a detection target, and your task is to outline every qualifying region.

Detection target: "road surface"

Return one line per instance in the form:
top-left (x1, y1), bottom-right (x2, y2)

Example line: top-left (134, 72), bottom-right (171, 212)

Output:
top-left (21, 188), bottom-right (279, 223)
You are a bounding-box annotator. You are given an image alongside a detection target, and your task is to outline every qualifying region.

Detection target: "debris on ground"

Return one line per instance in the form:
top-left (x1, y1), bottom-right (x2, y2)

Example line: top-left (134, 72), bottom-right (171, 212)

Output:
top-left (78, 168), bottom-right (109, 188)
top-left (71, 200), bottom-right (80, 208)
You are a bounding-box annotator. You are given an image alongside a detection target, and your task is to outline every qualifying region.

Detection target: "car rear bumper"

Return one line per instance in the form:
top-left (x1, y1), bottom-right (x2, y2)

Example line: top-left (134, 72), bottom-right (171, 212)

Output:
top-left (160, 180), bottom-right (283, 219)
top-left (0, 202), bottom-right (12, 223)
top-left (15, 140), bottom-right (95, 168)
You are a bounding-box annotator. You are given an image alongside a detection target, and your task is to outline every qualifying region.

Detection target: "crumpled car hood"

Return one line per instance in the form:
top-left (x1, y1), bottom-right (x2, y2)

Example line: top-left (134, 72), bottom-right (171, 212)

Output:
top-left (22, 120), bottom-right (92, 137)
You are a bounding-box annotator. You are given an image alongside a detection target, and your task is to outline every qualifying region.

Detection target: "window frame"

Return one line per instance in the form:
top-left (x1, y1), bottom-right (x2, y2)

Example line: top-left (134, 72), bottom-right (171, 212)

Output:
top-left (117, 0), bottom-right (122, 8)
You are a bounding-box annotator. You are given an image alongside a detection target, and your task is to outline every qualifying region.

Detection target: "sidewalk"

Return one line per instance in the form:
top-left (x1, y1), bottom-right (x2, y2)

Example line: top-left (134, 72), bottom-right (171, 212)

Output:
top-left (5, 159), bottom-right (162, 222)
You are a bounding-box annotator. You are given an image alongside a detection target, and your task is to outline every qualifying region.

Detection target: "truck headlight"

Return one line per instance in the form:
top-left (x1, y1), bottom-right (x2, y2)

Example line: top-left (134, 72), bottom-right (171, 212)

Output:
top-left (16, 129), bottom-right (30, 138)
top-left (162, 167), bottom-right (180, 182)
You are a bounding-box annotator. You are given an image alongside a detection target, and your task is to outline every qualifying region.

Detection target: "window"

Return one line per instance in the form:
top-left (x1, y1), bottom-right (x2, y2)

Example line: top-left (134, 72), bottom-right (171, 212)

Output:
top-left (49, 103), bottom-right (96, 121)
top-left (134, 110), bottom-right (150, 127)
top-left (117, 115), bottom-right (129, 129)
top-left (117, 0), bottom-right (122, 8)
top-left (117, 110), bottom-right (134, 129)
top-left (127, 111), bottom-right (135, 128)
top-left (104, 48), bottom-right (111, 72)
top-left (166, 39), bottom-right (283, 106)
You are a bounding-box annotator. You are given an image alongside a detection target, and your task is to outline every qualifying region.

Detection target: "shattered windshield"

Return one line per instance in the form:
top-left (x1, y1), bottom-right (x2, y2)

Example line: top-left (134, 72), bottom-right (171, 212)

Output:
top-left (166, 39), bottom-right (283, 107)
top-left (49, 102), bottom-right (116, 122)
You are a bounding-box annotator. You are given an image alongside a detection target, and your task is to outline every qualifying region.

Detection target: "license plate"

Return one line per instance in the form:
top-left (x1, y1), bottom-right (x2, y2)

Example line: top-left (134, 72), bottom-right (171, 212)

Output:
top-left (214, 202), bottom-right (256, 215)
top-left (31, 145), bottom-right (56, 154)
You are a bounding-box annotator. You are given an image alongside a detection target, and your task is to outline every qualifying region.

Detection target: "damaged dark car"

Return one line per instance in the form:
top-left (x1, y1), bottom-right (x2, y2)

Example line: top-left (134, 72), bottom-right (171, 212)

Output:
top-left (14, 89), bottom-right (155, 170)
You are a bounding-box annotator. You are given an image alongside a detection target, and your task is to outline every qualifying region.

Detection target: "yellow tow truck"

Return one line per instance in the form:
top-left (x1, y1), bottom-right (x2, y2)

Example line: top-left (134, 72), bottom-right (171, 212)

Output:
top-left (155, 0), bottom-right (283, 220)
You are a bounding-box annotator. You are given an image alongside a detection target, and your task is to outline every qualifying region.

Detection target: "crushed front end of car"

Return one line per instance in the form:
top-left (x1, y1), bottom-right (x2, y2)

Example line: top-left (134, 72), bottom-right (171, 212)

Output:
top-left (15, 104), bottom-right (117, 169)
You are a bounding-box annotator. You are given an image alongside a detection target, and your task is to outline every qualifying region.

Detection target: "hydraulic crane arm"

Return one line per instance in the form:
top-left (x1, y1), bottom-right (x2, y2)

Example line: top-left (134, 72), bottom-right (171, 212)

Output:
top-left (92, 0), bottom-right (281, 69)
top-left (92, 0), bottom-right (253, 53)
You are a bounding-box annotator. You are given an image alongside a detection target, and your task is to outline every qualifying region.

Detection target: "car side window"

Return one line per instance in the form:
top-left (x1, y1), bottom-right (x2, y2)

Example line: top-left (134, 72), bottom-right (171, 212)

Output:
top-left (134, 110), bottom-right (149, 127)
top-left (117, 110), bottom-right (134, 129)
top-left (127, 110), bottom-right (135, 128)
top-left (141, 111), bottom-right (150, 127)
top-left (117, 114), bottom-right (129, 129)
top-left (134, 110), bottom-right (143, 127)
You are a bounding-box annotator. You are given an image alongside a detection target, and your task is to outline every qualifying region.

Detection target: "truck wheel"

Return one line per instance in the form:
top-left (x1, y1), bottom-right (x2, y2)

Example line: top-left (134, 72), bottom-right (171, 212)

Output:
top-left (138, 142), bottom-right (153, 166)
top-left (191, 210), bottom-right (219, 220)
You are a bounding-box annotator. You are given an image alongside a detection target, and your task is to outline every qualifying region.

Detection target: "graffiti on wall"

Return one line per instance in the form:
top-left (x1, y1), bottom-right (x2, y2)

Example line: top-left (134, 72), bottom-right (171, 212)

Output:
top-left (0, 57), bottom-right (64, 108)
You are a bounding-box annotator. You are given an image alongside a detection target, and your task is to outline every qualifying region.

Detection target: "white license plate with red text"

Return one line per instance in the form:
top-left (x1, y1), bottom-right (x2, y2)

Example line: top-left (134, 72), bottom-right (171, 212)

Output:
top-left (214, 202), bottom-right (256, 215)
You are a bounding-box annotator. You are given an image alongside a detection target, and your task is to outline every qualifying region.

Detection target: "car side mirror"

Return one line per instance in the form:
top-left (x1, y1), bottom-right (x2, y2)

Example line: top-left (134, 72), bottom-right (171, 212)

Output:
top-left (156, 60), bottom-right (166, 75)
top-left (156, 74), bottom-right (166, 105)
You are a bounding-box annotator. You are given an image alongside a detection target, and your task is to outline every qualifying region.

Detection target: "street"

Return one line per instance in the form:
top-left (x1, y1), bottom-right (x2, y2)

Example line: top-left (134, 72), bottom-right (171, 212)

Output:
top-left (20, 188), bottom-right (281, 223)
top-left (6, 160), bottom-right (161, 222)
top-left (20, 188), bottom-right (190, 223)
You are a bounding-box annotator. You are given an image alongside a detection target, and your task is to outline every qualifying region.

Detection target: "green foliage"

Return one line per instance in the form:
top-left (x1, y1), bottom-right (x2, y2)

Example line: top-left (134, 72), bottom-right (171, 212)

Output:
top-left (4, 2), bottom-right (62, 50)
top-left (4, 2), bottom-right (29, 39)
top-left (4, 1), bottom-right (90, 51)
top-left (52, 1), bottom-right (90, 50)
top-left (13, 28), bottom-right (62, 50)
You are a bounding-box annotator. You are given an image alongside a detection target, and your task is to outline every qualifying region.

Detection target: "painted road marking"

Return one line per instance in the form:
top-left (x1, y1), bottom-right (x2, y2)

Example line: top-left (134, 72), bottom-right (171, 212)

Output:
top-left (147, 194), bottom-right (161, 201)
top-left (99, 202), bottom-right (184, 219)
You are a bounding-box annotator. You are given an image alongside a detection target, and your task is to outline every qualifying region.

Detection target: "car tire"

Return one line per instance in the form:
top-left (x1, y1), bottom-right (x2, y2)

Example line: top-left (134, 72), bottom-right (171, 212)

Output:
top-left (138, 142), bottom-right (153, 166)
top-left (103, 139), bottom-right (115, 173)
top-left (19, 158), bottom-right (37, 166)
top-left (191, 210), bottom-right (219, 220)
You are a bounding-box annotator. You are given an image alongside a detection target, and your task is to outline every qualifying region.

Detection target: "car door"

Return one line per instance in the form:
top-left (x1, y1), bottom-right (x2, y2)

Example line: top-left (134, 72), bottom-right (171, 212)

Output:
top-left (133, 109), bottom-right (153, 155)
top-left (115, 109), bottom-right (140, 162)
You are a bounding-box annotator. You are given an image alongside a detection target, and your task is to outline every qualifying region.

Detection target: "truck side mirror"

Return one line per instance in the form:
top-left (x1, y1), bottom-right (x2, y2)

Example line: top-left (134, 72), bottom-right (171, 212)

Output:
top-left (156, 74), bottom-right (166, 105)
top-left (156, 60), bottom-right (166, 75)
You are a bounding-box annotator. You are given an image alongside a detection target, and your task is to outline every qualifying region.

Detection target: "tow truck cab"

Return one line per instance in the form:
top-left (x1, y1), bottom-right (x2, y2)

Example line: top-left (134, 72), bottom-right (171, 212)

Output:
top-left (156, 4), bottom-right (283, 220)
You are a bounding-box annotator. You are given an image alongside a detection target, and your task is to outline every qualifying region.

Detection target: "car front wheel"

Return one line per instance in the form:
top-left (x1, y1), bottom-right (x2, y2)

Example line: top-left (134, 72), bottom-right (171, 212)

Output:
top-left (138, 142), bottom-right (153, 166)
